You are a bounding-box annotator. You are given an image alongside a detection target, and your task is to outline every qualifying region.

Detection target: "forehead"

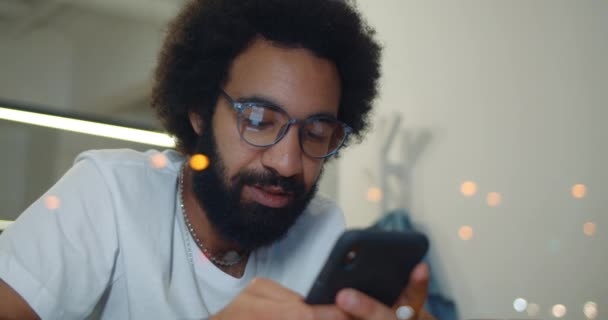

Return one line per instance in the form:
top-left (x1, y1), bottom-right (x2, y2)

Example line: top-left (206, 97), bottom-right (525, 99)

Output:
top-left (223, 38), bottom-right (341, 118)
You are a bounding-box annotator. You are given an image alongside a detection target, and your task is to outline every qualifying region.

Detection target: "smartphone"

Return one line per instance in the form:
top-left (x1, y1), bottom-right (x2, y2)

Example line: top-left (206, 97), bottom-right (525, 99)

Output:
top-left (305, 229), bottom-right (429, 306)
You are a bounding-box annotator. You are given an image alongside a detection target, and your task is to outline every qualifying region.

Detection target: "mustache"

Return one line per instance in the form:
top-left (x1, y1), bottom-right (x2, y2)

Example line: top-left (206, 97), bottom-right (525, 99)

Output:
top-left (234, 170), bottom-right (304, 194)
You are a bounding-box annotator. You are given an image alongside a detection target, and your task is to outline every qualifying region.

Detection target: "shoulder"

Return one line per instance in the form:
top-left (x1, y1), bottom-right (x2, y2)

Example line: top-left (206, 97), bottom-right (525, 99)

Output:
top-left (71, 148), bottom-right (183, 186)
top-left (75, 148), bottom-right (183, 173)
top-left (70, 148), bottom-right (184, 218)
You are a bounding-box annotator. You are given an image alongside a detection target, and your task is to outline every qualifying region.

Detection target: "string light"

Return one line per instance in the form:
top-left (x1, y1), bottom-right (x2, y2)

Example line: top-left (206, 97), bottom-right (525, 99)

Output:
top-left (460, 181), bottom-right (477, 197)
top-left (190, 154), bottom-right (210, 171)
top-left (458, 226), bottom-right (473, 240)
top-left (44, 195), bottom-right (61, 210)
top-left (583, 222), bottom-right (596, 237)
top-left (572, 184), bottom-right (587, 199)
top-left (513, 298), bottom-right (527, 312)
top-left (366, 187), bottom-right (383, 203)
top-left (552, 304), bottom-right (567, 318)
top-left (150, 153), bottom-right (168, 169)
top-left (583, 301), bottom-right (598, 319)
top-left (527, 303), bottom-right (540, 317)
top-left (486, 192), bottom-right (502, 207)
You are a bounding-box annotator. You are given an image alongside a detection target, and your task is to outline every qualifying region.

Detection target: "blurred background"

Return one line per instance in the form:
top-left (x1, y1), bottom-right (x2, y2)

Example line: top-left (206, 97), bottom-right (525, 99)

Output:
top-left (0, 0), bottom-right (605, 319)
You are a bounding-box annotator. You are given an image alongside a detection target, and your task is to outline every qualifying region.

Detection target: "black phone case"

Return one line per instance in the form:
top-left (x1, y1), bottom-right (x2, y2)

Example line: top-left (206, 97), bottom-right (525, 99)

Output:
top-left (305, 229), bottom-right (429, 306)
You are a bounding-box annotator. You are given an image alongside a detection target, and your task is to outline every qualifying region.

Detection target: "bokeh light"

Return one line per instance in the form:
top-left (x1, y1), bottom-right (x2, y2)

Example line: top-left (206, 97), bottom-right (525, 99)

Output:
top-left (552, 304), bottom-right (567, 318)
top-left (486, 192), bottom-right (502, 207)
top-left (458, 226), bottom-right (473, 240)
top-left (190, 154), bottom-right (210, 171)
top-left (513, 298), bottom-right (528, 312)
top-left (44, 195), bottom-right (61, 210)
top-left (572, 184), bottom-right (587, 199)
top-left (583, 301), bottom-right (598, 319)
top-left (150, 153), bottom-right (168, 169)
top-left (583, 222), bottom-right (596, 237)
top-left (460, 181), bottom-right (477, 197)
top-left (527, 303), bottom-right (540, 317)
top-left (366, 187), bottom-right (383, 203)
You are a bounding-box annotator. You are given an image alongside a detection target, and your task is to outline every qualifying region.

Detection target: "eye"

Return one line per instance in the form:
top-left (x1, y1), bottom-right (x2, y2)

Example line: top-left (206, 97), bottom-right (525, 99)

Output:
top-left (241, 105), bottom-right (282, 132)
top-left (305, 121), bottom-right (333, 141)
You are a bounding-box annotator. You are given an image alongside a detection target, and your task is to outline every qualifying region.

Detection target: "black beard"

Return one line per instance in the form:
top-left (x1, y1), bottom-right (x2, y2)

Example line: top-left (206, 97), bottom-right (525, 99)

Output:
top-left (190, 123), bottom-right (320, 252)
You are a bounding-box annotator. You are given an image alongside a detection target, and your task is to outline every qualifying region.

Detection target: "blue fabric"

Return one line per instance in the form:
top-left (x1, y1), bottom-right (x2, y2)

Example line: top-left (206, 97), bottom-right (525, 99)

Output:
top-left (371, 209), bottom-right (458, 320)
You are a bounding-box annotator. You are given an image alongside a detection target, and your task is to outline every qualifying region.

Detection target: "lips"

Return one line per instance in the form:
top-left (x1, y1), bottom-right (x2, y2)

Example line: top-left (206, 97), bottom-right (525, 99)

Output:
top-left (245, 184), bottom-right (293, 208)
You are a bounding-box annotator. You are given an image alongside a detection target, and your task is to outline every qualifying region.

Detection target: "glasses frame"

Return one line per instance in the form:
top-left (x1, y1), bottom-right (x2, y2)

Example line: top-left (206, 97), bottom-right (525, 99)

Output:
top-left (220, 90), bottom-right (352, 159)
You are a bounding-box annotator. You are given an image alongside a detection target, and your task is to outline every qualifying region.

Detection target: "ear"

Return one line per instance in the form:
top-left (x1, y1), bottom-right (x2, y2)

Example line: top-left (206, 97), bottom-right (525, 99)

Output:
top-left (188, 111), bottom-right (203, 135)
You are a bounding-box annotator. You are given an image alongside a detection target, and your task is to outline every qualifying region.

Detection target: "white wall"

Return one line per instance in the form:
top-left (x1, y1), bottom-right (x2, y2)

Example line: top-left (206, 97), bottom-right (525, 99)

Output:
top-left (49, 8), bottom-right (168, 177)
top-left (0, 29), bottom-right (72, 217)
top-left (0, 29), bottom-right (72, 107)
top-left (339, 1), bottom-right (607, 319)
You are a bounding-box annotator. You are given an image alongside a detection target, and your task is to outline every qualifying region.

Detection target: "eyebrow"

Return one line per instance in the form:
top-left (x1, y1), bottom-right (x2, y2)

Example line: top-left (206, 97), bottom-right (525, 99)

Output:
top-left (236, 94), bottom-right (339, 120)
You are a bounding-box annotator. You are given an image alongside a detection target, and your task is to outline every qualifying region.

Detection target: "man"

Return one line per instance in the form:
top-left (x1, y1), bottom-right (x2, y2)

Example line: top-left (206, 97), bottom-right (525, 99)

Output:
top-left (0, 0), bottom-right (433, 319)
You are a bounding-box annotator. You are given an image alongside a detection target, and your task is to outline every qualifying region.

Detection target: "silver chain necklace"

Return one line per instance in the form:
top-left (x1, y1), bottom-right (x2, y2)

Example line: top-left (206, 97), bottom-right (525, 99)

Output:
top-left (179, 165), bottom-right (243, 267)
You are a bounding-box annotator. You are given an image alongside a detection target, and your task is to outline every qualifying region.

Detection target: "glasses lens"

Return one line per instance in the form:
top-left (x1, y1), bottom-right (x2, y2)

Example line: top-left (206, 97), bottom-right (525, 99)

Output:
top-left (238, 105), bottom-right (289, 146)
top-left (301, 119), bottom-right (346, 158)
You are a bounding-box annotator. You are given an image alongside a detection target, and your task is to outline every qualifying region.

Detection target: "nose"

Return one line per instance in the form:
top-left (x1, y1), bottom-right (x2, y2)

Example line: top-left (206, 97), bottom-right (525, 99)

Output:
top-left (260, 124), bottom-right (303, 178)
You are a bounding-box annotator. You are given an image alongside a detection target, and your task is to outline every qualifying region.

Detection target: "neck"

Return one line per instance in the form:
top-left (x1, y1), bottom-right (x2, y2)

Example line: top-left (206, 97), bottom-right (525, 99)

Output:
top-left (181, 165), bottom-right (248, 275)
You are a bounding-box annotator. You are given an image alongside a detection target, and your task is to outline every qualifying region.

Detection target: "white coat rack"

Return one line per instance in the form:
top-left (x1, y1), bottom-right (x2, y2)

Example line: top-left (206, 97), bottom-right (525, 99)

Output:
top-left (379, 114), bottom-right (431, 214)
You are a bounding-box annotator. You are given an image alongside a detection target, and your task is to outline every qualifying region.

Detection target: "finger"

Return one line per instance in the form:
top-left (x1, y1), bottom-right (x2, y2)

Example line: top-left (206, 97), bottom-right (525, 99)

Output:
top-left (336, 288), bottom-right (394, 320)
top-left (393, 263), bottom-right (430, 317)
top-left (246, 277), bottom-right (304, 302)
top-left (310, 305), bottom-right (351, 320)
top-left (243, 294), bottom-right (314, 320)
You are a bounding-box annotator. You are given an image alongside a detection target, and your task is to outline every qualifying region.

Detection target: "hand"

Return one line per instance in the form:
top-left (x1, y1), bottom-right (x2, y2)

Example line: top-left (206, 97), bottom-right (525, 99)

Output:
top-left (334, 263), bottom-right (433, 320)
top-left (211, 277), bottom-right (350, 320)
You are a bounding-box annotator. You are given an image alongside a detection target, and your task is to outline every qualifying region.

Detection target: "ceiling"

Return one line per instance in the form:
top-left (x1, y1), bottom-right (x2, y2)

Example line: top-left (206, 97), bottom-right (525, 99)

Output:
top-left (0, 0), bottom-right (188, 126)
top-left (0, 0), bottom-right (184, 36)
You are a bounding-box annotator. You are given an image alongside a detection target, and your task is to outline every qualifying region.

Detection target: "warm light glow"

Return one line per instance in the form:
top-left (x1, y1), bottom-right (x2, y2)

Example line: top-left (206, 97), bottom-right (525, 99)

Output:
top-left (0, 106), bottom-right (175, 147)
top-left (527, 303), bottom-right (540, 317)
top-left (572, 184), bottom-right (587, 199)
top-left (583, 222), bottom-right (597, 236)
top-left (584, 301), bottom-right (598, 319)
top-left (45, 195), bottom-right (61, 210)
top-left (0, 220), bottom-right (13, 230)
top-left (366, 187), bottom-right (383, 203)
top-left (190, 154), bottom-right (210, 171)
top-left (460, 181), bottom-right (477, 197)
top-left (486, 192), bottom-right (502, 207)
top-left (513, 298), bottom-right (528, 312)
top-left (458, 226), bottom-right (473, 240)
top-left (150, 153), bottom-right (168, 169)
top-left (552, 304), bottom-right (567, 318)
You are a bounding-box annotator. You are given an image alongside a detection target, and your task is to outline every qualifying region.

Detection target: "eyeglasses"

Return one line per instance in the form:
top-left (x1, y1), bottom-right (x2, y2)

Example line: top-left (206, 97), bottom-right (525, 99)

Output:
top-left (220, 90), bottom-right (352, 159)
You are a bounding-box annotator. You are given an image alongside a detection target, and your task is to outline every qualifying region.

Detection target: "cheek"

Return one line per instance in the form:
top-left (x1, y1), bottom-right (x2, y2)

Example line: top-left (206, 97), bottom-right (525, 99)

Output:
top-left (303, 160), bottom-right (324, 190)
top-left (213, 114), bottom-right (260, 177)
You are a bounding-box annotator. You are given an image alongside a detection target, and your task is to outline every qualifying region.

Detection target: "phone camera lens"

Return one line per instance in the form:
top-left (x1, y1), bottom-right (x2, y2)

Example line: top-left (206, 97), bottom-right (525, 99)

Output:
top-left (346, 250), bottom-right (357, 261)
top-left (343, 247), bottom-right (359, 270)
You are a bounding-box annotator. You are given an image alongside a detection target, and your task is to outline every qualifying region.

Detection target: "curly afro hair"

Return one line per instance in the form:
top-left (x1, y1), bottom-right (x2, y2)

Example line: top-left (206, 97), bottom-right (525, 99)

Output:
top-left (151, 0), bottom-right (382, 155)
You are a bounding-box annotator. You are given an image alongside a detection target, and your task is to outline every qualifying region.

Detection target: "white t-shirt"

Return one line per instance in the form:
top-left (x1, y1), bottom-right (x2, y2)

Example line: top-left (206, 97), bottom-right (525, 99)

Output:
top-left (0, 149), bottom-right (345, 319)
